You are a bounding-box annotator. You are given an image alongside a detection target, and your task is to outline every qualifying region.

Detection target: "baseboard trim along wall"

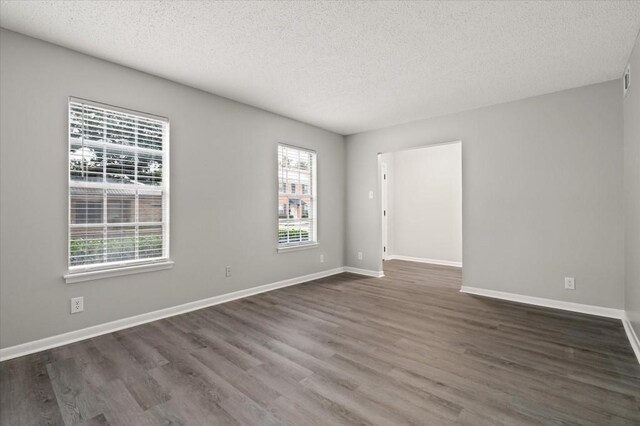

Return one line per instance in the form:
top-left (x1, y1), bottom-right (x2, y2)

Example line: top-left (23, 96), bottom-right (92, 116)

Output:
top-left (0, 266), bottom-right (355, 362)
top-left (460, 286), bottom-right (625, 319)
top-left (622, 314), bottom-right (640, 365)
top-left (386, 254), bottom-right (462, 268)
top-left (461, 285), bottom-right (640, 365)
top-left (343, 267), bottom-right (385, 278)
top-left (4, 272), bottom-right (636, 364)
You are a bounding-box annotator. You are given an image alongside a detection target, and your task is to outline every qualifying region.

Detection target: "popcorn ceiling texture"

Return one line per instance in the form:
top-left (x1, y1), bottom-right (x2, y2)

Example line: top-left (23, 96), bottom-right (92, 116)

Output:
top-left (1, 1), bottom-right (639, 135)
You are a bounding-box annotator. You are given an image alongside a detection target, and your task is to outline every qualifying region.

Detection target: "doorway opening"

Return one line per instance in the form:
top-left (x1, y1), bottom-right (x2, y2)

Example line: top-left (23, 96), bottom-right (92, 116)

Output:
top-left (379, 141), bottom-right (462, 274)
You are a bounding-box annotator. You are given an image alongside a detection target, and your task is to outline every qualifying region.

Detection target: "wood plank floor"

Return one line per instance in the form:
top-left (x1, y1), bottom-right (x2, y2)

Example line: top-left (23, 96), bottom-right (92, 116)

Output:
top-left (1, 260), bottom-right (639, 425)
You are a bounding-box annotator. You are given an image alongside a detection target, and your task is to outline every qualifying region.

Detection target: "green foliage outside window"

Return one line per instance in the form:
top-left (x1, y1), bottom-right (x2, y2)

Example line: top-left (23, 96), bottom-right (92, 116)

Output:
top-left (278, 228), bottom-right (310, 244)
top-left (70, 234), bottom-right (163, 266)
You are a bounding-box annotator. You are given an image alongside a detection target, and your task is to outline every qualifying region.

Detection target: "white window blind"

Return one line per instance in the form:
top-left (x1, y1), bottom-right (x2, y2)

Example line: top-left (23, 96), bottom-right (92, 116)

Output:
top-left (278, 144), bottom-right (317, 247)
top-left (68, 98), bottom-right (169, 272)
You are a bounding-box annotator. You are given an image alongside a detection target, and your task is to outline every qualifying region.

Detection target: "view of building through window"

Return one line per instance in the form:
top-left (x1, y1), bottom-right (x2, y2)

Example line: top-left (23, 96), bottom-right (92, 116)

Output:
top-left (278, 144), bottom-right (316, 247)
top-left (68, 99), bottom-right (169, 270)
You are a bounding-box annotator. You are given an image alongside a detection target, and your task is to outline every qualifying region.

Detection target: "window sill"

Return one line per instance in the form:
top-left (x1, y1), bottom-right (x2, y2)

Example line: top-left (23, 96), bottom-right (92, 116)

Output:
top-left (64, 260), bottom-right (174, 284)
top-left (277, 243), bottom-right (319, 253)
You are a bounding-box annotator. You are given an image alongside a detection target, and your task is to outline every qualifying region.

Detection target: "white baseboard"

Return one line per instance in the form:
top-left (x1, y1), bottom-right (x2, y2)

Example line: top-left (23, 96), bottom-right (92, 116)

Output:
top-left (343, 267), bottom-right (385, 278)
top-left (622, 313), bottom-right (640, 365)
top-left (3, 272), bottom-right (635, 367)
top-left (460, 286), bottom-right (625, 319)
top-left (462, 286), bottom-right (640, 364)
top-left (0, 267), bottom-right (345, 362)
top-left (386, 254), bottom-right (462, 268)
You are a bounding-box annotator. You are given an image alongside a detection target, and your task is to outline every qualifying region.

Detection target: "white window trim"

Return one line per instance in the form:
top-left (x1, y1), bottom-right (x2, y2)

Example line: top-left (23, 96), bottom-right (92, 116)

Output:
top-left (277, 143), bottom-right (318, 252)
top-left (64, 260), bottom-right (174, 284)
top-left (277, 242), bottom-right (319, 253)
top-left (65, 97), bottom-right (171, 281)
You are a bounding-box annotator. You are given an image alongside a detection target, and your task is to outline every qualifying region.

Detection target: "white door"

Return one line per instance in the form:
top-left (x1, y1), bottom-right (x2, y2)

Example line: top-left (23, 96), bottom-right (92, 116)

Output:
top-left (381, 162), bottom-right (388, 260)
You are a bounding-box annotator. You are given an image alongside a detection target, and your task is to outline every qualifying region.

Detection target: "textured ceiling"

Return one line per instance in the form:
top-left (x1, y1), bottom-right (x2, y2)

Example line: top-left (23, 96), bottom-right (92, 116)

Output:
top-left (1, 1), bottom-right (639, 135)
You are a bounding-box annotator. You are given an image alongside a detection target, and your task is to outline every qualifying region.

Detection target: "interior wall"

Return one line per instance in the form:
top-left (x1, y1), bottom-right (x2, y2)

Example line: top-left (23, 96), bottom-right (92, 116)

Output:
top-left (387, 143), bottom-right (462, 264)
top-left (346, 79), bottom-right (624, 309)
top-left (624, 33), bottom-right (640, 332)
top-left (0, 29), bottom-right (345, 349)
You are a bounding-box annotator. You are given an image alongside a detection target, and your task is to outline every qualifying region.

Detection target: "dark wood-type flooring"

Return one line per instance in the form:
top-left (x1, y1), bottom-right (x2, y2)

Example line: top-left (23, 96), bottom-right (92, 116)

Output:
top-left (2, 260), bottom-right (640, 425)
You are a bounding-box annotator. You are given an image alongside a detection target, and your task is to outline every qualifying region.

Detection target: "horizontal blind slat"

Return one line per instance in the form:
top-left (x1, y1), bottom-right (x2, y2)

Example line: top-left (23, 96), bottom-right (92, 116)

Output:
top-left (70, 103), bottom-right (165, 127)
top-left (70, 137), bottom-right (163, 154)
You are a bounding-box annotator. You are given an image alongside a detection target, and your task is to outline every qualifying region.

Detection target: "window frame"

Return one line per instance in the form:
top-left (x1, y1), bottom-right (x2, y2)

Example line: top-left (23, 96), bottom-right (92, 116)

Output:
top-left (65, 97), bottom-right (171, 282)
top-left (277, 143), bottom-right (318, 252)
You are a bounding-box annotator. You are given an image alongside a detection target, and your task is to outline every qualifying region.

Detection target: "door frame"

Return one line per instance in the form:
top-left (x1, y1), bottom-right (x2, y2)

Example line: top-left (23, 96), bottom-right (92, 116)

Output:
top-left (377, 140), bottom-right (463, 271)
top-left (380, 161), bottom-right (388, 260)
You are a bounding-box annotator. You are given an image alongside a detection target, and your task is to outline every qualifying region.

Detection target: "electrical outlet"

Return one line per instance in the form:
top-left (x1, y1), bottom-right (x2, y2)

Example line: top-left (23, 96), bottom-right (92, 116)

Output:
top-left (368, 191), bottom-right (374, 199)
top-left (357, 251), bottom-right (363, 260)
top-left (71, 297), bottom-right (84, 314)
top-left (225, 266), bottom-right (232, 277)
top-left (564, 277), bottom-right (575, 290)
top-left (320, 254), bottom-right (324, 263)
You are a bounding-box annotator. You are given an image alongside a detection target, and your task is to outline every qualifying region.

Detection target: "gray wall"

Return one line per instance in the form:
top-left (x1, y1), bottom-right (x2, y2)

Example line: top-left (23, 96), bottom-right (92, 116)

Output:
top-left (346, 80), bottom-right (625, 308)
top-left (0, 27), bottom-right (631, 350)
top-left (0, 29), bottom-right (345, 349)
top-left (387, 143), bottom-right (462, 263)
top-left (624, 33), bottom-right (640, 330)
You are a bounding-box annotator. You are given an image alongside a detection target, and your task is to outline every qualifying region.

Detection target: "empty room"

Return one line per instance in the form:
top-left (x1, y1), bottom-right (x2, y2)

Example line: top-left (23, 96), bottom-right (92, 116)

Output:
top-left (1, 1), bottom-right (639, 425)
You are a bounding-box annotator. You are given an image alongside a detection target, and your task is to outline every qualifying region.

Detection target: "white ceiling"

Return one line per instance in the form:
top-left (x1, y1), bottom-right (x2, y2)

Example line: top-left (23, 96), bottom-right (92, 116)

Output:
top-left (1, 1), bottom-right (639, 135)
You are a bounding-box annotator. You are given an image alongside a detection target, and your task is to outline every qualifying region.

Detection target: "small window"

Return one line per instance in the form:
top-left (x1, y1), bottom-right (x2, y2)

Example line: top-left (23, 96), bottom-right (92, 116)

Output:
top-left (68, 98), bottom-right (169, 273)
top-left (278, 144), bottom-right (317, 248)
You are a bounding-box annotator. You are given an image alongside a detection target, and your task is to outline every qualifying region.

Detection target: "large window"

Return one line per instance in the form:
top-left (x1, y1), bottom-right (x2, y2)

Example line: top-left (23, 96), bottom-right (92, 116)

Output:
top-left (68, 98), bottom-right (169, 273)
top-left (278, 144), bottom-right (316, 248)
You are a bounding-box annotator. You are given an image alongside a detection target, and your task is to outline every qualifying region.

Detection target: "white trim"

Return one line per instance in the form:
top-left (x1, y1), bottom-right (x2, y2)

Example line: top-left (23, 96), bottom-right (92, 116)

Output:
top-left (460, 286), bottom-right (624, 319)
top-left (387, 254), bottom-right (462, 268)
top-left (64, 260), bottom-right (174, 284)
top-left (67, 98), bottom-right (171, 273)
top-left (380, 161), bottom-right (388, 261)
top-left (277, 243), bottom-right (319, 253)
top-left (462, 286), bottom-right (640, 364)
top-left (69, 96), bottom-right (168, 121)
top-left (1, 267), bottom-right (344, 361)
top-left (343, 267), bottom-right (385, 278)
top-left (277, 143), bottom-right (318, 251)
top-left (622, 313), bottom-right (640, 365)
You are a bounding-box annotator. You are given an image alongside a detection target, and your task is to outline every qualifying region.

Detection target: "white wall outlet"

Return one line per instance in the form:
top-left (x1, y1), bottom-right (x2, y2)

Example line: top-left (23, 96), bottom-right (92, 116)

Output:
top-left (368, 191), bottom-right (374, 199)
top-left (564, 277), bottom-right (575, 290)
top-left (357, 251), bottom-right (363, 260)
top-left (71, 297), bottom-right (84, 314)
top-left (225, 266), bottom-right (232, 277)
top-left (320, 254), bottom-right (324, 263)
